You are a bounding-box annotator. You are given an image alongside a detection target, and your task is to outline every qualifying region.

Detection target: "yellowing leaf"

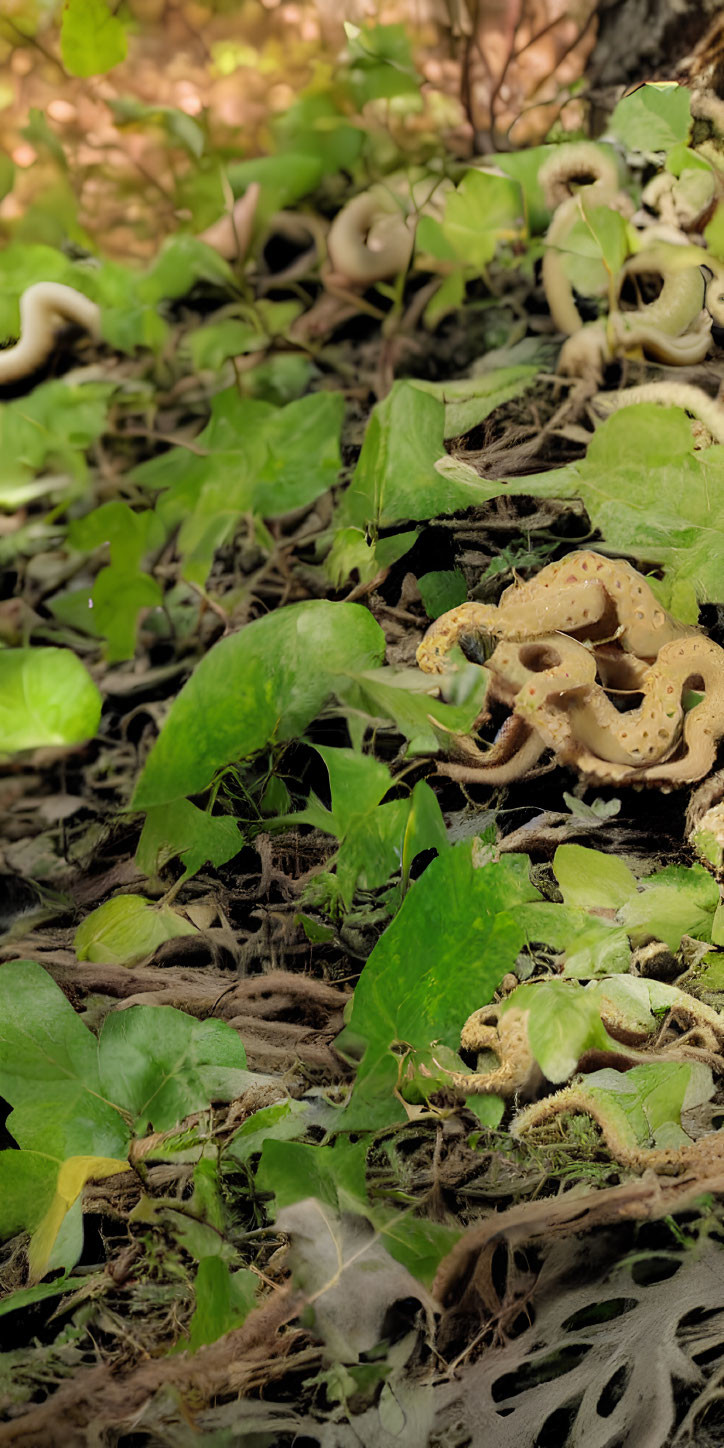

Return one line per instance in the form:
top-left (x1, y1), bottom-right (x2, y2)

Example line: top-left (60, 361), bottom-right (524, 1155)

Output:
top-left (28, 1155), bottom-right (130, 1283)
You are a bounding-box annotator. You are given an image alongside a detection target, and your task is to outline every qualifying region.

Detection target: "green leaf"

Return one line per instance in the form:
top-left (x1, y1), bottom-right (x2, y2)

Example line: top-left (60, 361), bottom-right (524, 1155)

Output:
top-left (340, 845), bottom-right (539, 1122)
top-left (258, 1137), bottom-right (367, 1213)
top-left (562, 1059), bottom-right (714, 1153)
top-left (0, 1274), bottom-right (87, 1321)
top-left (188, 1258), bottom-right (257, 1351)
top-left (227, 1099), bottom-right (310, 1163)
top-left (135, 389), bottom-right (344, 586)
top-left (560, 199), bottom-right (630, 297)
top-left (274, 751), bottom-right (448, 910)
top-left (618, 863), bottom-right (719, 951)
top-left (336, 663), bottom-right (488, 757)
top-left (609, 83), bottom-right (692, 153)
top-left (69, 500), bottom-right (164, 572)
top-left (272, 94), bottom-right (363, 175)
top-left (417, 570), bottom-right (467, 620)
top-left (260, 1139), bottom-right (459, 1286)
top-left (0, 648), bottom-right (101, 753)
top-left (136, 799), bottom-right (242, 884)
top-left (226, 153), bottom-right (323, 210)
top-left (410, 365), bottom-right (538, 438)
top-left (132, 601), bottom-right (385, 808)
top-left (346, 22), bottom-right (421, 104)
top-left (503, 406), bottom-right (724, 610)
top-left (511, 980), bottom-right (613, 1082)
top-left (0, 961), bottom-right (249, 1275)
top-left (0, 960), bottom-right (128, 1159)
top-left (517, 901), bottom-right (631, 978)
top-left (61, 0), bottom-right (127, 77)
top-left (97, 1007), bottom-right (248, 1133)
top-left (340, 381), bottom-right (511, 532)
top-left (442, 171), bottom-right (525, 269)
top-left (552, 843), bottom-right (638, 910)
top-left (0, 378), bottom-right (113, 501)
top-left (74, 895), bottom-right (198, 966)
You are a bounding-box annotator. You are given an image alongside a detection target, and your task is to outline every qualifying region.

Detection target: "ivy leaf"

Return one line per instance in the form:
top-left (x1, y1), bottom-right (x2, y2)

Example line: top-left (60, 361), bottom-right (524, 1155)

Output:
top-left (552, 843), bottom-right (638, 911)
top-left (74, 895), bottom-right (198, 966)
top-left (511, 980), bottom-right (613, 1081)
top-left (133, 389), bottom-right (344, 586)
top-left (136, 799), bottom-right (242, 883)
top-left (0, 648), bottom-right (101, 753)
top-left (97, 1007), bottom-right (248, 1133)
top-left (535, 1059), bottom-right (714, 1157)
top-left (132, 601), bottom-right (386, 808)
top-left (339, 381), bottom-right (508, 532)
top-left (188, 1258), bottom-right (257, 1351)
top-left (339, 844), bottom-right (540, 1123)
top-left (609, 83), bottom-right (692, 153)
top-left (0, 961), bottom-right (250, 1277)
top-left (410, 365), bottom-right (538, 439)
top-left (442, 170), bottom-right (526, 269)
top-left (504, 406), bottom-right (724, 613)
top-left (61, 0), bottom-right (128, 77)
top-left (618, 863), bottom-right (719, 951)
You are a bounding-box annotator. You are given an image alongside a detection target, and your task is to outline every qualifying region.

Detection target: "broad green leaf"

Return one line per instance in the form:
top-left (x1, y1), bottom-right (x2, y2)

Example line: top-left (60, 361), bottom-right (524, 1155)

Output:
top-left (272, 94), bottom-right (363, 174)
top-left (188, 1258), bottom-right (257, 1351)
top-left (0, 1149), bottom-right (61, 1241)
top-left (136, 799), bottom-right (242, 883)
top-left (226, 153), bottom-right (324, 210)
top-left (417, 569), bottom-right (467, 619)
top-left (0, 648), bottom-right (101, 752)
top-left (61, 0), bottom-right (127, 76)
top-left (132, 601), bottom-right (385, 808)
top-left (339, 381), bottom-right (513, 532)
top-left (258, 1137), bottom-right (368, 1213)
top-left (274, 751), bottom-right (448, 910)
top-left (442, 171), bottom-right (525, 269)
top-left (609, 83), bottom-right (691, 152)
top-left (400, 780), bottom-right (449, 887)
top-left (98, 1006), bottom-right (248, 1133)
top-left (339, 845), bottom-right (539, 1122)
top-left (323, 525), bottom-right (419, 588)
top-left (346, 22), bottom-right (421, 104)
top-left (69, 500), bottom-right (164, 572)
top-left (187, 318), bottom-right (266, 370)
top-left (517, 901), bottom-right (631, 978)
top-left (138, 235), bottom-right (234, 303)
top-left (618, 863), bottom-right (719, 951)
top-left (0, 960), bottom-right (128, 1159)
top-left (0, 962), bottom-right (250, 1275)
top-left (410, 364), bottom-right (538, 438)
top-left (511, 980), bottom-right (613, 1081)
top-left (503, 406), bottom-right (724, 611)
top-left (552, 843), bottom-right (638, 910)
top-left (559, 199), bottom-right (630, 298)
top-left (556, 1059), bottom-right (714, 1154)
top-left (74, 895), bottom-right (198, 966)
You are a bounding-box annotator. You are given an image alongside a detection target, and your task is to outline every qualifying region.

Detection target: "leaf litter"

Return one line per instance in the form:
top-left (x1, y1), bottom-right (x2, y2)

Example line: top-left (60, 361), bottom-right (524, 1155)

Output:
top-left (2, 13), bottom-right (724, 1448)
